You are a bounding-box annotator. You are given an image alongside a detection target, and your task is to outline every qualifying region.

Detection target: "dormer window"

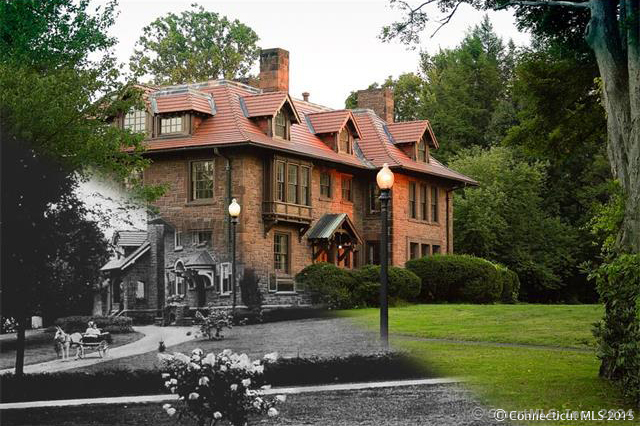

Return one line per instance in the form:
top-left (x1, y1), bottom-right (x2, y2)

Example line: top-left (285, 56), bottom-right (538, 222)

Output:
top-left (274, 110), bottom-right (290, 140)
top-left (338, 129), bottom-right (352, 154)
top-left (123, 109), bottom-right (147, 133)
top-left (417, 137), bottom-right (428, 162)
top-left (160, 116), bottom-right (184, 135)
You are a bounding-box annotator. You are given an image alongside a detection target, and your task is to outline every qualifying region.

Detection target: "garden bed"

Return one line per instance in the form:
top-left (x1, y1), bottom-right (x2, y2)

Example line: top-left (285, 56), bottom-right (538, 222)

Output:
top-left (0, 353), bottom-right (435, 403)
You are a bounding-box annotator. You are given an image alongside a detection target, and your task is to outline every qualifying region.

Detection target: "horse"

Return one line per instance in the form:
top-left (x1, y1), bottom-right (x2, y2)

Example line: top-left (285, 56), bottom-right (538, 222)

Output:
top-left (54, 326), bottom-right (83, 360)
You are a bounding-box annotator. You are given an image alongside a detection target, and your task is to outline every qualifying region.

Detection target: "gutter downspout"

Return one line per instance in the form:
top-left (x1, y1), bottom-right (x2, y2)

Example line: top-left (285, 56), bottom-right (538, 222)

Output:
top-left (214, 148), bottom-right (232, 257)
top-left (446, 183), bottom-right (467, 254)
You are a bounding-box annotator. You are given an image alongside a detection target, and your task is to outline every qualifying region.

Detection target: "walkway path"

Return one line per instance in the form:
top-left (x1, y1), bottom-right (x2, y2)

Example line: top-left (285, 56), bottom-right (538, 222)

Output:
top-left (0, 325), bottom-right (194, 375)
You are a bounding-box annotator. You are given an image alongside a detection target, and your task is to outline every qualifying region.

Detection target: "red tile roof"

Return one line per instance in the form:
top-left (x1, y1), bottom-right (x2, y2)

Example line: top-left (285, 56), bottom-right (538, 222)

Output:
top-left (137, 80), bottom-right (475, 185)
top-left (386, 120), bottom-right (439, 148)
top-left (241, 91), bottom-right (301, 123)
top-left (151, 88), bottom-right (215, 115)
top-left (306, 110), bottom-right (363, 138)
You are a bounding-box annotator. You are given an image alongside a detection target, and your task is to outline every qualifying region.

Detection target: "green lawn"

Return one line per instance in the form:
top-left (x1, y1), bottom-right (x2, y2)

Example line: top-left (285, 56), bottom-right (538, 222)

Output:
top-left (341, 304), bottom-right (602, 348)
top-left (342, 304), bottom-right (639, 426)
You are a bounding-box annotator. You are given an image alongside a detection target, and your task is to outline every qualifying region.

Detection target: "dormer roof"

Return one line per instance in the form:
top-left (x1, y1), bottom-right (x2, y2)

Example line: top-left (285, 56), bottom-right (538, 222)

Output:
top-left (150, 87), bottom-right (216, 116)
top-left (305, 110), bottom-right (363, 139)
top-left (240, 91), bottom-right (301, 124)
top-left (386, 120), bottom-right (439, 148)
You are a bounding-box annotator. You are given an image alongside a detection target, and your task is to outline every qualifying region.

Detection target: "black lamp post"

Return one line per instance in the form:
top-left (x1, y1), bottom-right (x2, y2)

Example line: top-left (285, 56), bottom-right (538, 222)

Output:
top-left (228, 198), bottom-right (241, 313)
top-left (376, 163), bottom-right (394, 349)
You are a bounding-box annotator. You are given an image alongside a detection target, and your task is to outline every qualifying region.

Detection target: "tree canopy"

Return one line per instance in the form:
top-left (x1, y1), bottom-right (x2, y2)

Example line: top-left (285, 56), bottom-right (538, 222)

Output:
top-left (129, 3), bottom-right (260, 84)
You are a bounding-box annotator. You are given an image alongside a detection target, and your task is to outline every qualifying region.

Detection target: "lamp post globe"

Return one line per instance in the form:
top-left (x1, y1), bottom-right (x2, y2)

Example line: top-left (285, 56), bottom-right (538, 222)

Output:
top-left (376, 163), bottom-right (394, 350)
top-left (228, 198), bottom-right (241, 218)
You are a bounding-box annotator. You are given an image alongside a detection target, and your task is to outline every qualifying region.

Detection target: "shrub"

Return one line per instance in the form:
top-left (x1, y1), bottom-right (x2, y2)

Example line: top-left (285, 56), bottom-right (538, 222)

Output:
top-left (354, 265), bottom-right (421, 304)
top-left (405, 254), bottom-right (502, 303)
top-left (295, 262), bottom-right (359, 309)
top-left (495, 264), bottom-right (520, 303)
top-left (54, 315), bottom-right (134, 334)
top-left (159, 349), bottom-right (283, 425)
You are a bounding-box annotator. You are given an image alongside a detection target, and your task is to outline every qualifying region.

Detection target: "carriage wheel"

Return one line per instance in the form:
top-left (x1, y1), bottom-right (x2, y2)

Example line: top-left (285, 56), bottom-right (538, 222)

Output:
top-left (98, 341), bottom-right (109, 358)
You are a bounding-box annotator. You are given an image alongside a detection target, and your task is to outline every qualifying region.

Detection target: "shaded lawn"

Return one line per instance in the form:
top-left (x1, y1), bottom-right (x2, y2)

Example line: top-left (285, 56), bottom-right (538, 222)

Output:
top-left (340, 304), bottom-right (602, 348)
top-left (0, 331), bottom-right (144, 370)
top-left (78, 317), bottom-right (383, 373)
top-left (0, 384), bottom-right (499, 426)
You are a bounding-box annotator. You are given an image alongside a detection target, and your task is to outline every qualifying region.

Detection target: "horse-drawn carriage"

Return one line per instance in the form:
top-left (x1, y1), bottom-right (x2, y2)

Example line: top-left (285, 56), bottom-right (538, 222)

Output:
top-left (54, 326), bottom-right (110, 359)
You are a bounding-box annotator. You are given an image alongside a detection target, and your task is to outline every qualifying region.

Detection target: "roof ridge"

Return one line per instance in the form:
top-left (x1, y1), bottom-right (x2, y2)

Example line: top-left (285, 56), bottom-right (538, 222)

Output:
top-left (223, 85), bottom-right (252, 143)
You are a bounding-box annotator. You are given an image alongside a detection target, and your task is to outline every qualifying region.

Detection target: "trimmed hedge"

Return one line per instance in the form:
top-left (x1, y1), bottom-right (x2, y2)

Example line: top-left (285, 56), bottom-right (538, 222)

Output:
top-left (406, 254), bottom-right (508, 303)
top-left (54, 316), bottom-right (134, 334)
top-left (295, 263), bottom-right (421, 308)
top-left (354, 265), bottom-right (421, 304)
top-left (496, 264), bottom-right (520, 303)
top-left (0, 353), bottom-right (433, 403)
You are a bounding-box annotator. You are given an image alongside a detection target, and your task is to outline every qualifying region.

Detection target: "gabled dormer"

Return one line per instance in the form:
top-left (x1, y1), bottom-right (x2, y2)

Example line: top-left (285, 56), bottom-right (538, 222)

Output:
top-left (240, 92), bottom-right (301, 141)
top-left (385, 120), bottom-right (439, 163)
top-left (305, 110), bottom-right (362, 155)
top-left (148, 87), bottom-right (216, 138)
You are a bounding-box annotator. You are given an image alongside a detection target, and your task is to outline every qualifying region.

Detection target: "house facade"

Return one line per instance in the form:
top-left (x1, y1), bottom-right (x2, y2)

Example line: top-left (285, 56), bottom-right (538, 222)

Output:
top-left (96, 48), bottom-right (476, 321)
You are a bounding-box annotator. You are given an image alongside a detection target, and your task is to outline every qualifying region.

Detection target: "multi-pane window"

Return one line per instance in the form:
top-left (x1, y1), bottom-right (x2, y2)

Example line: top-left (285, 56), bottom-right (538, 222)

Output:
top-left (369, 182), bottom-right (381, 213)
top-left (300, 167), bottom-right (310, 206)
top-left (431, 186), bottom-right (439, 222)
top-left (417, 137), bottom-right (427, 162)
top-left (220, 263), bottom-right (232, 294)
top-left (135, 281), bottom-right (145, 300)
top-left (194, 230), bottom-right (212, 246)
top-left (276, 161), bottom-right (285, 202)
top-left (160, 116), bottom-right (183, 134)
top-left (174, 231), bottom-right (183, 250)
top-left (274, 233), bottom-right (289, 274)
top-left (320, 172), bottom-right (331, 198)
top-left (274, 110), bottom-right (288, 139)
top-left (191, 161), bottom-right (214, 200)
top-left (341, 177), bottom-right (352, 201)
top-left (432, 245), bottom-right (441, 254)
top-left (410, 242), bottom-right (420, 260)
top-left (338, 129), bottom-right (351, 154)
top-left (287, 164), bottom-right (299, 204)
top-left (421, 244), bottom-right (430, 257)
top-left (366, 241), bottom-right (380, 265)
top-left (123, 109), bottom-right (146, 133)
top-left (420, 184), bottom-right (428, 220)
top-left (409, 182), bottom-right (417, 219)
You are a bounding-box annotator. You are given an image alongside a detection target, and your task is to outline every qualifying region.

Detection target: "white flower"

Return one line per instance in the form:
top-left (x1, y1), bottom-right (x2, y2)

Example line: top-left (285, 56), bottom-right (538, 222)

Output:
top-left (230, 384), bottom-right (238, 391)
top-left (276, 394), bottom-right (287, 402)
top-left (170, 378), bottom-right (178, 385)
top-left (202, 353), bottom-right (216, 366)
top-left (162, 404), bottom-right (171, 411)
top-left (190, 362), bottom-right (201, 371)
top-left (268, 407), bottom-right (279, 417)
top-left (253, 365), bottom-right (264, 374)
top-left (173, 352), bottom-right (191, 364)
top-left (161, 373), bottom-right (170, 379)
top-left (198, 376), bottom-right (210, 386)
top-left (213, 412), bottom-right (222, 419)
top-left (220, 365), bottom-right (228, 372)
top-left (191, 355), bottom-right (201, 362)
top-left (188, 392), bottom-right (199, 400)
top-left (167, 407), bottom-right (177, 416)
top-left (164, 380), bottom-right (171, 388)
top-left (241, 378), bottom-right (251, 387)
top-left (263, 352), bottom-right (278, 363)
top-left (192, 348), bottom-right (204, 357)
top-left (222, 349), bottom-right (233, 356)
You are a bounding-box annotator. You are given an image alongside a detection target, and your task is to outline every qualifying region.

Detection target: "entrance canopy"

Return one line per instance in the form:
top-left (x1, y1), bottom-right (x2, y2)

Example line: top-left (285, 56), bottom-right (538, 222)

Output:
top-left (307, 213), bottom-right (363, 245)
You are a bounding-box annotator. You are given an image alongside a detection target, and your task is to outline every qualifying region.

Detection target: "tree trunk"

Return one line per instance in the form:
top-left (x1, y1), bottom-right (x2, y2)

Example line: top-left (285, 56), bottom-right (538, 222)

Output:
top-left (14, 317), bottom-right (26, 376)
top-left (585, 0), bottom-right (640, 253)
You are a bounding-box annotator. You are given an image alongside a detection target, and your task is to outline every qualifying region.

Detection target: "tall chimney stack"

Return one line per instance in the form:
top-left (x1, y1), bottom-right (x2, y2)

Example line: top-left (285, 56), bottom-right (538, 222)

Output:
top-left (356, 87), bottom-right (394, 123)
top-left (302, 92), bottom-right (310, 102)
top-left (258, 48), bottom-right (289, 93)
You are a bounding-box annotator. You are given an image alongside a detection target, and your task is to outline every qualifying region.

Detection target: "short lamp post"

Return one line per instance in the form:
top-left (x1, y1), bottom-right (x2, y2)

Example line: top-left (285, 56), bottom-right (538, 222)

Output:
top-left (228, 198), bottom-right (241, 313)
top-left (376, 163), bottom-right (394, 349)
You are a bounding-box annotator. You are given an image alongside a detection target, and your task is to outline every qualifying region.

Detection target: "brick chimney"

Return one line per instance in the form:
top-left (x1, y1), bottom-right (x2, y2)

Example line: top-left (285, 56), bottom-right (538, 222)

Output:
top-left (302, 92), bottom-right (310, 102)
top-left (258, 48), bottom-right (289, 93)
top-left (357, 87), bottom-right (394, 123)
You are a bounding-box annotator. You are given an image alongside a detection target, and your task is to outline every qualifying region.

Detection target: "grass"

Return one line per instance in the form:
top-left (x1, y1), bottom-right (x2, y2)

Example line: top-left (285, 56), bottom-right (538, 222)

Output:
top-left (0, 384), bottom-right (484, 426)
top-left (343, 304), bottom-right (639, 426)
top-left (340, 304), bottom-right (602, 348)
top-left (0, 331), bottom-right (144, 370)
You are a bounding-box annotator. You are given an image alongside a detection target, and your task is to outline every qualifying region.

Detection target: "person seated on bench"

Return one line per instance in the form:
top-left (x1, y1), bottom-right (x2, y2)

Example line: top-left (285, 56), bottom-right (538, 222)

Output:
top-left (83, 321), bottom-right (101, 342)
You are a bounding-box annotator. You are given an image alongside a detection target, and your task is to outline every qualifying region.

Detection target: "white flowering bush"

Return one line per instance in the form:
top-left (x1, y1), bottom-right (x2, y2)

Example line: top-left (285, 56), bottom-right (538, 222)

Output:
top-left (194, 310), bottom-right (233, 341)
top-left (159, 349), bottom-right (284, 425)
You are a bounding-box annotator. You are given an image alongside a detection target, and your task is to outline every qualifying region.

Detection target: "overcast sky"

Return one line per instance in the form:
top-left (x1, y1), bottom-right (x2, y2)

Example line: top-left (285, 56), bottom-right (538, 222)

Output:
top-left (103, 0), bottom-right (530, 109)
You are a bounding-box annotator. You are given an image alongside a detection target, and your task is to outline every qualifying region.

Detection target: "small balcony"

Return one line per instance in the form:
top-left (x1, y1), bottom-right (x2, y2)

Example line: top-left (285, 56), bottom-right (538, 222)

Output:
top-left (262, 201), bottom-right (313, 237)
